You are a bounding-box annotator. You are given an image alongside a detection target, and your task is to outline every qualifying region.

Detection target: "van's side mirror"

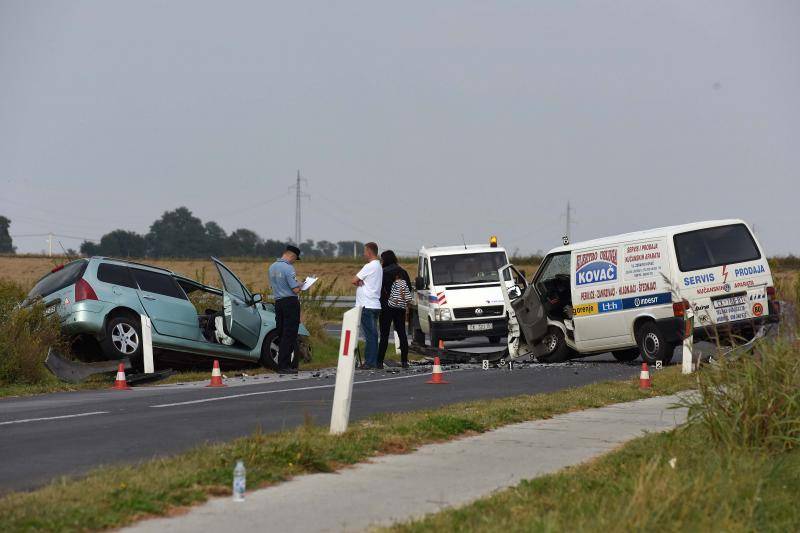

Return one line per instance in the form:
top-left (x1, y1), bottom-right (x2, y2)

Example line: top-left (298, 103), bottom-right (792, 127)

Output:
top-left (250, 294), bottom-right (263, 306)
top-left (508, 286), bottom-right (522, 300)
top-left (415, 276), bottom-right (425, 290)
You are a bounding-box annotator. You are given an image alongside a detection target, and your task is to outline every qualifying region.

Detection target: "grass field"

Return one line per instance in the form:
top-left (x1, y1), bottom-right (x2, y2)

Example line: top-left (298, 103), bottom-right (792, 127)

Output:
top-left (0, 255), bottom-right (543, 296)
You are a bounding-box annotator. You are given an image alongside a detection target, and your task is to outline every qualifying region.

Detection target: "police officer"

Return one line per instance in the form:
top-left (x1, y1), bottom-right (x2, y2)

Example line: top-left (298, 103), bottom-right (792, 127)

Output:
top-left (268, 245), bottom-right (302, 374)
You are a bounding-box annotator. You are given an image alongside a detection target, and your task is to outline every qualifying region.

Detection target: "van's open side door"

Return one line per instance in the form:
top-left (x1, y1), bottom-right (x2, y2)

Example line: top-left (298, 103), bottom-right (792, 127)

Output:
top-left (499, 264), bottom-right (548, 358)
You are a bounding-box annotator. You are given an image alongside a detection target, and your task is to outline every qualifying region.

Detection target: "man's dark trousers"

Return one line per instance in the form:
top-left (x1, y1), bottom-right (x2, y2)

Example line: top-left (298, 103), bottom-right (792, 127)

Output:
top-left (275, 296), bottom-right (300, 369)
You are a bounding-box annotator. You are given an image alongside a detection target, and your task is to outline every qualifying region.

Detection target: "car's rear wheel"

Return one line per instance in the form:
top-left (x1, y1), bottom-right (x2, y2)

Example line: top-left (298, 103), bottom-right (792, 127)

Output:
top-left (102, 315), bottom-right (143, 371)
top-left (536, 327), bottom-right (573, 363)
top-left (612, 348), bottom-right (640, 362)
top-left (259, 330), bottom-right (298, 370)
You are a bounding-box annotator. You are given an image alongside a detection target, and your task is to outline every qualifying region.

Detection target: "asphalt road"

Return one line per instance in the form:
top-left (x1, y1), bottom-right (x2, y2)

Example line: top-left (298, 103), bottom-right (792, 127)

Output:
top-left (0, 351), bottom-right (638, 493)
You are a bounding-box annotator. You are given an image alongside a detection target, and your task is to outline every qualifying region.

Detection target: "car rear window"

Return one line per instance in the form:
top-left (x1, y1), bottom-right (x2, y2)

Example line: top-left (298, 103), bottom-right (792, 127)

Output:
top-left (674, 223), bottom-right (761, 272)
top-left (26, 260), bottom-right (89, 302)
top-left (132, 269), bottom-right (186, 300)
top-left (97, 264), bottom-right (137, 289)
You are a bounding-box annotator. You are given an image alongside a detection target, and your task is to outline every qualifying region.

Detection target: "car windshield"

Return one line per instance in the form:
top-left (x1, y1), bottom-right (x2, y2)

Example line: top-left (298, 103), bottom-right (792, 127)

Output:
top-left (430, 252), bottom-right (507, 285)
top-left (25, 259), bottom-right (89, 303)
top-left (674, 223), bottom-right (761, 272)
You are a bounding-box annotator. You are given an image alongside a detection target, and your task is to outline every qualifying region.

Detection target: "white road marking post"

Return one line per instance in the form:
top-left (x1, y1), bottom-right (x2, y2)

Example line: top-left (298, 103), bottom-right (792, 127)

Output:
top-left (682, 307), bottom-right (695, 375)
top-left (141, 314), bottom-right (154, 374)
top-left (330, 306), bottom-right (362, 435)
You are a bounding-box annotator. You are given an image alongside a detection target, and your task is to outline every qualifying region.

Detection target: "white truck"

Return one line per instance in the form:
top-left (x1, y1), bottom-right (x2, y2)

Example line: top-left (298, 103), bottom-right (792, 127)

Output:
top-left (409, 238), bottom-right (512, 348)
top-left (500, 219), bottom-right (779, 364)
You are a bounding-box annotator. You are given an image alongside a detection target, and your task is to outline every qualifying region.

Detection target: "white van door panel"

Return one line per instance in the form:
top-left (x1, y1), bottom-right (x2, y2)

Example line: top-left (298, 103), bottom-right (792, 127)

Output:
top-left (571, 238), bottom-right (672, 352)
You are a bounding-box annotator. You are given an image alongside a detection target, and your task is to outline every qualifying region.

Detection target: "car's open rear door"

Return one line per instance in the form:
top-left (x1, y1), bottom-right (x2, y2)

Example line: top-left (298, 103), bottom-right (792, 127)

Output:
top-left (499, 264), bottom-right (548, 359)
top-left (212, 257), bottom-right (261, 349)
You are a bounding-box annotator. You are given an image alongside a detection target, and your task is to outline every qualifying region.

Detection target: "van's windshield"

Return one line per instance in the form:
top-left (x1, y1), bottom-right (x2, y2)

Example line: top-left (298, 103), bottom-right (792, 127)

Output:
top-left (430, 252), bottom-right (507, 285)
top-left (674, 223), bottom-right (760, 272)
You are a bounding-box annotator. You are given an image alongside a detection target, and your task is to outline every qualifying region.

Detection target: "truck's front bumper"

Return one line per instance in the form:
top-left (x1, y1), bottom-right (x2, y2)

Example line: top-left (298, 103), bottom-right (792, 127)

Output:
top-left (429, 318), bottom-right (507, 341)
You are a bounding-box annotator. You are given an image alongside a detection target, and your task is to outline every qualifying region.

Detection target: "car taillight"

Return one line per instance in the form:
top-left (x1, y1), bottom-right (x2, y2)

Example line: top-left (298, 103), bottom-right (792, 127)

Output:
top-left (75, 278), bottom-right (98, 301)
top-left (673, 299), bottom-right (690, 317)
top-left (767, 286), bottom-right (776, 300)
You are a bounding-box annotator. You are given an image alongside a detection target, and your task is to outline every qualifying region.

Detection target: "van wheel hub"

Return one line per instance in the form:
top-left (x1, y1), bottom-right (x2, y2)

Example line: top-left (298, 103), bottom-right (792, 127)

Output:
top-left (543, 333), bottom-right (558, 353)
top-left (644, 332), bottom-right (660, 355)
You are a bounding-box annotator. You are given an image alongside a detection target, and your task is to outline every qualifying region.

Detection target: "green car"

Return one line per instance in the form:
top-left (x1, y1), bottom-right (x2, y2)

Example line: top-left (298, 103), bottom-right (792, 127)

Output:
top-left (25, 257), bottom-right (310, 371)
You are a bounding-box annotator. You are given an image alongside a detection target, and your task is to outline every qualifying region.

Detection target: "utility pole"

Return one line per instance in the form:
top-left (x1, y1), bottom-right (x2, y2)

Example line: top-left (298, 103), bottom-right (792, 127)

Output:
top-left (47, 232), bottom-right (53, 257)
top-left (289, 170), bottom-right (310, 245)
top-left (564, 201), bottom-right (576, 244)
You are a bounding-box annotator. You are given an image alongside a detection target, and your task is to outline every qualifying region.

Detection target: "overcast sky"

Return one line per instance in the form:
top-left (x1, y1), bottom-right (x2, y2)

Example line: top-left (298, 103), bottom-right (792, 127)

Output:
top-left (1, 1), bottom-right (798, 256)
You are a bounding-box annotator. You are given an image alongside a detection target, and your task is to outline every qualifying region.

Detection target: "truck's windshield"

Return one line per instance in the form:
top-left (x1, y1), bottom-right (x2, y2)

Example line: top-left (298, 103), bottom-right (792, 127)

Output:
top-left (430, 252), bottom-right (507, 285)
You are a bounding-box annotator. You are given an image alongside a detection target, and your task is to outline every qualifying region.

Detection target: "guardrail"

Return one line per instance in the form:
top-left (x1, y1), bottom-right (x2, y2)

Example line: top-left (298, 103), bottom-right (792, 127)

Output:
top-left (268, 295), bottom-right (357, 308)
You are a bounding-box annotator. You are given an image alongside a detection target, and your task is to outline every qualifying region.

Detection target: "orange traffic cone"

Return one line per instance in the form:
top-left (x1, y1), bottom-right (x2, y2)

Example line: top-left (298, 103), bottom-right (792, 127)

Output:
top-left (427, 356), bottom-right (449, 384)
top-left (112, 362), bottom-right (131, 390)
top-left (206, 359), bottom-right (226, 387)
top-left (639, 362), bottom-right (651, 390)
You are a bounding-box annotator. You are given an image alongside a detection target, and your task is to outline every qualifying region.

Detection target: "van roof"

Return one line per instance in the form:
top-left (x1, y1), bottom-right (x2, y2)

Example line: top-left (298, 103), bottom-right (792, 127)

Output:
top-left (546, 219), bottom-right (749, 254)
top-left (420, 244), bottom-right (507, 257)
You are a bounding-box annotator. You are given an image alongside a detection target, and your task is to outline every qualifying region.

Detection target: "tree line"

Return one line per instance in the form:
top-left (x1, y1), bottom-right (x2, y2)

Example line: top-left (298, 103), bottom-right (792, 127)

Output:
top-left (76, 207), bottom-right (365, 259)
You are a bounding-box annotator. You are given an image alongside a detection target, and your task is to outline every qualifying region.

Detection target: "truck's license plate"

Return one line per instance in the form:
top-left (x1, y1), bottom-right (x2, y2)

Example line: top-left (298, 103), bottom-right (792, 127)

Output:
top-left (467, 323), bottom-right (492, 331)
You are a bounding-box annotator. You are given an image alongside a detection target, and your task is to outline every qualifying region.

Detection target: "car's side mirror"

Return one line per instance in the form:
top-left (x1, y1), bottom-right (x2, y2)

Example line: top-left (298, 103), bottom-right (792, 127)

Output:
top-left (250, 294), bottom-right (263, 305)
top-left (415, 276), bottom-right (425, 290)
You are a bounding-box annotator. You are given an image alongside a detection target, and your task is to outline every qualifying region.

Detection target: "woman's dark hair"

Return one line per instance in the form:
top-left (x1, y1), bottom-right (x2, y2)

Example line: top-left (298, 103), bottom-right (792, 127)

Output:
top-left (380, 250), bottom-right (398, 266)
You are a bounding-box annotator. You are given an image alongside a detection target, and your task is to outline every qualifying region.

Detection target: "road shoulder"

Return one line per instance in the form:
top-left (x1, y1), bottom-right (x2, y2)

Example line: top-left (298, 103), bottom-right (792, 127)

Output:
top-left (126, 394), bottom-right (688, 533)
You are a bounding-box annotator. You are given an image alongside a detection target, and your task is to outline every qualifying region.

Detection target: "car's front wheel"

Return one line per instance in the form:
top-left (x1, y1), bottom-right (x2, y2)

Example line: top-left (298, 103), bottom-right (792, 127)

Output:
top-left (102, 315), bottom-right (143, 371)
top-left (259, 330), bottom-right (299, 370)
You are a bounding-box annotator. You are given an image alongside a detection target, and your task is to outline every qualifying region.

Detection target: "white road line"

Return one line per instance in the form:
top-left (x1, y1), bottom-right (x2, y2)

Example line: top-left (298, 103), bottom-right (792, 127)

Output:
top-left (150, 373), bottom-right (426, 409)
top-left (0, 411), bottom-right (109, 426)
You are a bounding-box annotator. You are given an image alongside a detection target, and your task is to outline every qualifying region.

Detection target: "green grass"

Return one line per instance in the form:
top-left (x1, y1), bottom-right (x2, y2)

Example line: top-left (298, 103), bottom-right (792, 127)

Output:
top-left (388, 332), bottom-right (800, 533)
top-left (0, 367), bottom-right (694, 532)
top-left (386, 423), bottom-right (800, 533)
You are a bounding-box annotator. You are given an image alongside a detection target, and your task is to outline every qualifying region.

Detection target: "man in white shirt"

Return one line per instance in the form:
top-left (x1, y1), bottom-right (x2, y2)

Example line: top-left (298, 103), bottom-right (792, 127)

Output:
top-left (352, 242), bottom-right (382, 368)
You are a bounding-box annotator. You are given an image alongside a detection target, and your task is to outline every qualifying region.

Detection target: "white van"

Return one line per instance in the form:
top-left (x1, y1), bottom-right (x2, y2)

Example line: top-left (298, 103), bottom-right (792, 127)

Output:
top-left (500, 219), bottom-right (779, 364)
top-left (410, 238), bottom-right (511, 347)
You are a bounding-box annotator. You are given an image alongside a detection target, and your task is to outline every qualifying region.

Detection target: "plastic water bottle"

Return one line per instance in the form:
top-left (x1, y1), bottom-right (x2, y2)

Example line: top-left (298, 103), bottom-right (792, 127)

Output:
top-left (232, 460), bottom-right (246, 502)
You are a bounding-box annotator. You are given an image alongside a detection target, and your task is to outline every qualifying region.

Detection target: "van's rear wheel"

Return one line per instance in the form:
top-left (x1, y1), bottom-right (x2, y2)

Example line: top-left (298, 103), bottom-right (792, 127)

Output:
top-left (612, 349), bottom-right (640, 362)
top-left (537, 327), bottom-right (572, 363)
top-left (636, 322), bottom-right (675, 365)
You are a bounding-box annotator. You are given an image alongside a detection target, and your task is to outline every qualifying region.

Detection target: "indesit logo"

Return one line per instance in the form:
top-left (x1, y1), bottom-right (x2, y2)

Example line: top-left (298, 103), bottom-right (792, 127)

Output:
top-left (575, 248), bottom-right (618, 286)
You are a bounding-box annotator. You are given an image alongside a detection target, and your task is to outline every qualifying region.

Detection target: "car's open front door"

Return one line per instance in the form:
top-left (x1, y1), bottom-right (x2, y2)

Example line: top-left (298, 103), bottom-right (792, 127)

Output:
top-left (499, 264), bottom-right (548, 359)
top-left (212, 257), bottom-right (261, 349)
